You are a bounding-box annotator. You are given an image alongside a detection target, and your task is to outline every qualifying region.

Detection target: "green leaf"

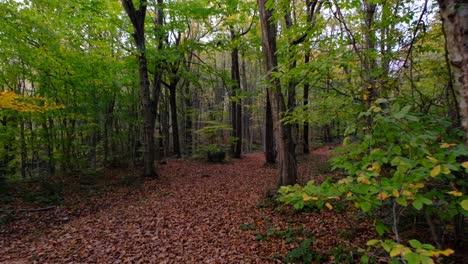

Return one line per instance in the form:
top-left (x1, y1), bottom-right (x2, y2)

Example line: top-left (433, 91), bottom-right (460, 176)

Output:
top-left (420, 197), bottom-right (433, 205)
top-left (408, 239), bottom-right (422, 248)
top-left (396, 197), bottom-right (408, 206)
top-left (376, 222), bottom-right (388, 236)
top-left (412, 199), bottom-right (423, 210)
top-left (366, 239), bottom-right (380, 246)
top-left (404, 252), bottom-right (420, 264)
top-left (461, 199), bottom-right (468, 211)
top-left (360, 201), bottom-right (372, 212)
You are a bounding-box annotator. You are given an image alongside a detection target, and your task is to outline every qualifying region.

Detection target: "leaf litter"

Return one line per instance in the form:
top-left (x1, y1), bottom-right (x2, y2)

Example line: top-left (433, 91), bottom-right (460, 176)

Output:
top-left (1, 151), bottom-right (373, 263)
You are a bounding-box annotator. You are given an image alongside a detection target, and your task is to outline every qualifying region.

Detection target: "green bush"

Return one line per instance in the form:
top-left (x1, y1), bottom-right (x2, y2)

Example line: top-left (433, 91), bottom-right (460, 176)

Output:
top-left (278, 100), bottom-right (468, 263)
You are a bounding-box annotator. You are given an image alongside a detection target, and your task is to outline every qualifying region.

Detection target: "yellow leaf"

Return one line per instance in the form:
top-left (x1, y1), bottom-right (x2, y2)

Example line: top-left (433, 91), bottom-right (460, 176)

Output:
top-left (426, 156), bottom-right (438, 163)
top-left (438, 248), bottom-right (454, 256)
top-left (366, 239), bottom-right (380, 246)
top-left (327, 196), bottom-right (340, 200)
top-left (441, 165), bottom-right (451, 175)
top-left (377, 192), bottom-right (391, 200)
top-left (430, 165), bottom-right (441, 177)
top-left (371, 106), bottom-right (382, 112)
top-left (409, 183), bottom-right (424, 189)
top-left (392, 189), bottom-right (400, 198)
top-left (390, 245), bottom-right (411, 257)
top-left (462, 161), bottom-right (468, 169)
top-left (389, 247), bottom-right (400, 257)
top-left (303, 193), bottom-right (319, 202)
top-left (358, 174), bottom-right (371, 184)
top-left (447, 191), bottom-right (463, 197)
top-left (369, 162), bottom-right (381, 174)
top-left (402, 190), bottom-right (413, 197)
top-left (346, 192), bottom-right (353, 197)
top-left (325, 203), bottom-right (333, 210)
top-left (440, 142), bottom-right (456, 148)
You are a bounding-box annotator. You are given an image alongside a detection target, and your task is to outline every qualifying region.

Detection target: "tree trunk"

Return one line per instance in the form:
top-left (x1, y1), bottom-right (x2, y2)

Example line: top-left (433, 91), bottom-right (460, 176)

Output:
top-left (169, 84), bottom-right (181, 158)
top-left (258, 0), bottom-right (297, 186)
top-left (265, 90), bottom-right (276, 164)
top-left (303, 52), bottom-right (310, 154)
top-left (438, 0), bottom-right (468, 143)
top-left (230, 36), bottom-right (242, 158)
top-left (121, 0), bottom-right (156, 177)
top-left (20, 118), bottom-right (27, 179)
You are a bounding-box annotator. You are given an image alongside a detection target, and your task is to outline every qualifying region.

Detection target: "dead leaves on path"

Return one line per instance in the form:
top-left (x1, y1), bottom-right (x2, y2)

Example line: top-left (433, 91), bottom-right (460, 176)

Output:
top-left (1, 152), bottom-right (373, 263)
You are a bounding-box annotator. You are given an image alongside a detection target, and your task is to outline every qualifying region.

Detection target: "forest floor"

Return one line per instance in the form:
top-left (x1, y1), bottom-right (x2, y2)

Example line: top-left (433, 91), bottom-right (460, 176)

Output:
top-left (0, 146), bottom-right (374, 263)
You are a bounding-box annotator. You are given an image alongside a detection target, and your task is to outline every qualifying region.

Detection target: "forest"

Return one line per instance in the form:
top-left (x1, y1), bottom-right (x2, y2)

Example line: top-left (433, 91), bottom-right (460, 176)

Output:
top-left (0, 0), bottom-right (467, 263)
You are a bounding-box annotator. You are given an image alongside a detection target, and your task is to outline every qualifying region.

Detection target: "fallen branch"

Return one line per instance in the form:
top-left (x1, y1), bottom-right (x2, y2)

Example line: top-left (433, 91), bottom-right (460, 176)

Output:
top-left (0, 206), bottom-right (56, 213)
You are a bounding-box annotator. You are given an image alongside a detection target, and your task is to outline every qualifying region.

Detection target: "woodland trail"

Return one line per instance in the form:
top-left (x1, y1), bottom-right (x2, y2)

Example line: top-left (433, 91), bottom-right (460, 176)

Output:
top-left (1, 151), bottom-right (371, 263)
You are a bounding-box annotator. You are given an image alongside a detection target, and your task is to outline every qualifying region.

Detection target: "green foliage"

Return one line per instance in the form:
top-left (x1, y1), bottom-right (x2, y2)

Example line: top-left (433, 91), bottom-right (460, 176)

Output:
top-left (285, 238), bottom-right (322, 263)
top-left (240, 223), bottom-right (255, 230)
top-left (278, 101), bottom-right (466, 262)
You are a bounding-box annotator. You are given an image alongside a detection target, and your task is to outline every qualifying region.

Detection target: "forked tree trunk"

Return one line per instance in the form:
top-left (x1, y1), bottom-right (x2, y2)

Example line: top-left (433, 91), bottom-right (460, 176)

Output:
top-left (438, 0), bottom-right (468, 144)
top-left (258, 0), bottom-right (297, 186)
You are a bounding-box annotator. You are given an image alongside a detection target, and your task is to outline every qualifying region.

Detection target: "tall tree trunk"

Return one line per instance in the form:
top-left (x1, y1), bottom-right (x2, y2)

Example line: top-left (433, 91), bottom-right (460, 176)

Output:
top-left (44, 117), bottom-right (55, 176)
top-left (438, 0), bottom-right (468, 248)
top-left (258, 0), bottom-right (297, 186)
top-left (265, 90), bottom-right (276, 164)
top-left (121, 0), bottom-right (156, 177)
top-left (303, 52), bottom-right (310, 154)
top-left (184, 83), bottom-right (193, 155)
top-left (438, 0), bottom-right (468, 143)
top-left (169, 84), bottom-right (181, 158)
top-left (20, 118), bottom-right (27, 179)
top-left (230, 34), bottom-right (242, 158)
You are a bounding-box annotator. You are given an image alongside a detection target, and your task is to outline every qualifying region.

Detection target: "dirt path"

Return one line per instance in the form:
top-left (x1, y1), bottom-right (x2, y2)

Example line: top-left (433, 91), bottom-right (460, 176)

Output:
top-left (1, 152), bottom-right (371, 263)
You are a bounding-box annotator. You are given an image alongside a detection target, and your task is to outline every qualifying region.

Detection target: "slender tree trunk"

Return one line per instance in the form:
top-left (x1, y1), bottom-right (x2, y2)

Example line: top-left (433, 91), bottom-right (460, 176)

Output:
top-left (169, 84), bottom-right (181, 158)
top-left (230, 35), bottom-right (242, 158)
top-left (44, 117), bottom-right (55, 176)
top-left (103, 95), bottom-right (115, 165)
top-left (258, 0), bottom-right (297, 186)
top-left (184, 84), bottom-right (193, 155)
top-left (20, 118), bottom-right (27, 179)
top-left (303, 52), bottom-right (310, 154)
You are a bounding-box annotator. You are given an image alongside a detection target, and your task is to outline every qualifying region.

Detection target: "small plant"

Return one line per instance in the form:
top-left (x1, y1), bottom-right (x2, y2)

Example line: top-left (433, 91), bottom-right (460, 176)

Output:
top-left (285, 238), bottom-right (324, 263)
top-left (206, 145), bottom-right (226, 162)
top-left (240, 223), bottom-right (255, 230)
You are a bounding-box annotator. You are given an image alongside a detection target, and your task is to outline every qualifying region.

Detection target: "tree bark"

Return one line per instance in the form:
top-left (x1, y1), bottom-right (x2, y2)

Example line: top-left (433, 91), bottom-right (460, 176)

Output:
top-left (121, 0), bottom-right (156, 177)
top-left (258, 0), bottom-right (297, 186)
top-left (230, 31), bottom-right (243, 158)
top-left (438, 0), bottom-right (468, 143)
top-left (169, 84), bottom-right (181, 158)
top-left (303, 52), bottom-right (310, 154)
top-left (265, 90), bottom-right (276, 163)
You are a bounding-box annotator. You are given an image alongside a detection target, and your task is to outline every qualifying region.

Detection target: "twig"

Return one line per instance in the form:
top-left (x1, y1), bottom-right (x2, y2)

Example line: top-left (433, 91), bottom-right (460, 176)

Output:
top-left (0, 206), bottom-right (56, 213)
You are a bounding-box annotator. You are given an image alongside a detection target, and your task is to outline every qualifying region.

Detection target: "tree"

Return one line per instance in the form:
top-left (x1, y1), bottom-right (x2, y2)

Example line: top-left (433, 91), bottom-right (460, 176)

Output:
top-left (121, 0), bottom-right (158, 177)
top-left (438, 0), bottom-right (468, 144)
top-left (258, 0), bottom-right (297, 186)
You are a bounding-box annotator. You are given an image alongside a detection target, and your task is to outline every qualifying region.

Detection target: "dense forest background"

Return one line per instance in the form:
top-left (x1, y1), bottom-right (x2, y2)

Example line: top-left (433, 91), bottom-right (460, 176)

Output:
top-left (1, 0), bottom-right (467, 263)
